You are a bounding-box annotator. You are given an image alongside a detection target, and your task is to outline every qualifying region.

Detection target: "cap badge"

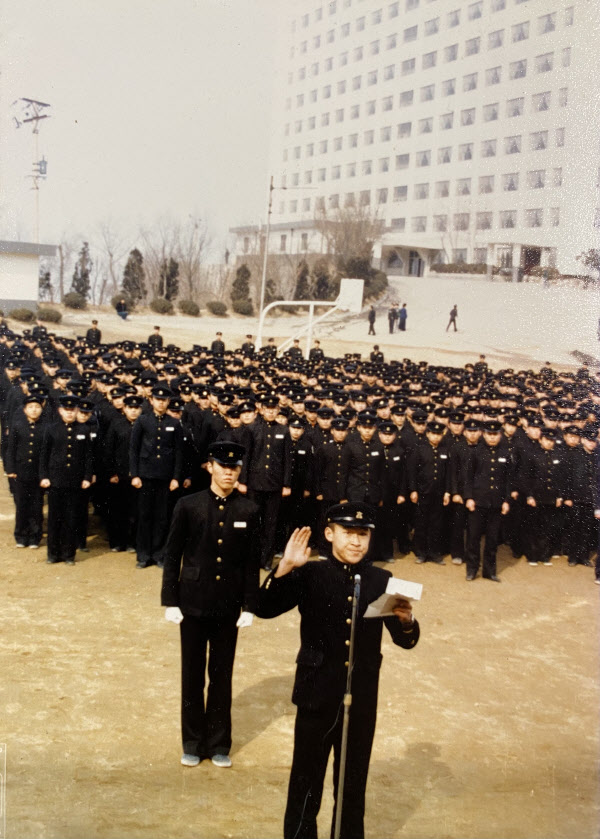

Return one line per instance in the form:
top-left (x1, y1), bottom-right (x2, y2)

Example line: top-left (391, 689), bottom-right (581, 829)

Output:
top-left (356, 511), bottom-right (363, 520)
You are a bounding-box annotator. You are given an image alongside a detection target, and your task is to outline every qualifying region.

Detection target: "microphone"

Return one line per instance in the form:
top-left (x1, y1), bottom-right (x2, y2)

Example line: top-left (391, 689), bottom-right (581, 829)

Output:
top-left (353, 573), bottom-right (361, 599)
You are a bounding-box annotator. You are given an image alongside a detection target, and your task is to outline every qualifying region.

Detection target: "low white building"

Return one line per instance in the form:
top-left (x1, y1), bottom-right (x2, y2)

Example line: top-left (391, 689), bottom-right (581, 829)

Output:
top-left (0, 240), bottom-right (56, 312)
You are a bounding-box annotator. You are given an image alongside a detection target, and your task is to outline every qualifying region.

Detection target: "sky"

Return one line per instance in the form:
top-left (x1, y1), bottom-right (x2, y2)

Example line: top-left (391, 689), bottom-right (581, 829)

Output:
top-left (1, 0), bottom-right (280, 253)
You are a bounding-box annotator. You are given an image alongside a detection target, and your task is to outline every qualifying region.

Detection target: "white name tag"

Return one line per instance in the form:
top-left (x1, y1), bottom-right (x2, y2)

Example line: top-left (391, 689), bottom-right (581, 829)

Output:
top-left (76, 434), bottom-right (86, 440)
top-left (298, 449), bottom-right (306, 454)
top-left (233, 521), bottom-right (247, 528)
top-left (393, 456), bottom-right (401, 461)
top-left (498, 457), bottom-right (507, 463)
top-left (90, 433), bottom-right (97, 439)
top-left (553, 459), bottom-right (559, 464)
top-left (371, 451), bottom-right (380, 456)
top-left (276, 434), bottom-right (284, 439)
top-left (166, 426), bottom-right (175, 431)
top-left (440, 454), bottom-right (448, 459)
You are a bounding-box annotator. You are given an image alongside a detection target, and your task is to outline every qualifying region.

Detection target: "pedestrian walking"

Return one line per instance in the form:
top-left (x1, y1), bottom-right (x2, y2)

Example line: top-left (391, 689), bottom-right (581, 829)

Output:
top-left (398, 303), bottom-right (407, 332)
top-left (446, 305), bottom-right (458, 332)
top-left (367, 305), bottom-right (376, 335)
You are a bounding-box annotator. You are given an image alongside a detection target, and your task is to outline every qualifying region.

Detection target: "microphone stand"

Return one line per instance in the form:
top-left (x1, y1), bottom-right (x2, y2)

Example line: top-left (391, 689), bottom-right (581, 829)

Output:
top-left (334, 573), bottom-right (361, 839)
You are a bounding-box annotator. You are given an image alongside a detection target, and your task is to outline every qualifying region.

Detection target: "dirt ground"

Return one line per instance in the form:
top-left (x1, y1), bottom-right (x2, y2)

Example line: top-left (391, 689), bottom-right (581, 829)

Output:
top-left (2, 284), bottom-right (600, 838)
top-left (2, 477), bottom-right (598, 839)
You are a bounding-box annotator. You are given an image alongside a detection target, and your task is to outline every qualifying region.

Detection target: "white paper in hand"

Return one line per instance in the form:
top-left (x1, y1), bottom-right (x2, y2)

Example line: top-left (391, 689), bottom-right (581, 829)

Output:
top-left (364, 577), bottom-right (423, 618)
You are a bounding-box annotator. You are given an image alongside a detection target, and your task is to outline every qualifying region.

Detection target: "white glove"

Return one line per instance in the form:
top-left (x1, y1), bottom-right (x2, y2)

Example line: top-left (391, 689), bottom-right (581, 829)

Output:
top-left (236, 611), bottom-right (254, 628)
top-left (165, 606), bottom-right (184, 624)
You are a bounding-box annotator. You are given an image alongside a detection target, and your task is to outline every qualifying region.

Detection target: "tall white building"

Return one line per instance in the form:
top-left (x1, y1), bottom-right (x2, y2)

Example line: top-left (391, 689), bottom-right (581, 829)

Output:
top-left (233, 0), bottom-right (599, 280)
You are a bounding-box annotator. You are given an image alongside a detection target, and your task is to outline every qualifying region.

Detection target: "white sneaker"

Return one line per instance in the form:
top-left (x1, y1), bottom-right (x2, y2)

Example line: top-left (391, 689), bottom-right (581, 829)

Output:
top-left (452, 557), bottom-right (463, 565)
top-left (543, 561), bottom-right (553, 566)
top-left (15, 543), bottom-right (25, 548)
top-left (211, 754), bottom-right (232, 768)
top-left (29, 544), bottom-right (40, 549)
top-left (595, 579), bottom-right (600, 585)
top-left (527, 561), bottom-right (538, 566)
top-left (181, 754), bottom-right (200, 767)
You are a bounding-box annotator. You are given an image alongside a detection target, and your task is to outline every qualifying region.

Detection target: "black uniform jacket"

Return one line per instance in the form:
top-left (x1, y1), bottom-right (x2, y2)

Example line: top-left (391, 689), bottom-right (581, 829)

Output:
top-left (39, 420), bottom-right (93, 488)
top-left (463, 441), bottom-right (513, 508)
top-left (5, 414), bottom-right (46, 481)
top-left (564, 446), bottom-right (596, 505)
top-left (248, 418), bottom-right (292, 491)
top-left (257, 557), bottom-right (419, 712)
top-left (525, 446), bottom-right (567, 503)
top-left (129, 411), bottom-right (184, 482)
top-left (407, 440), bottom-right (450, 496)
top-left (315, 439), bottom-right (347, 499)
top-left (161, 488), bottom-right (260, 618)
top-left (341, 437), bottom-right (385, 503)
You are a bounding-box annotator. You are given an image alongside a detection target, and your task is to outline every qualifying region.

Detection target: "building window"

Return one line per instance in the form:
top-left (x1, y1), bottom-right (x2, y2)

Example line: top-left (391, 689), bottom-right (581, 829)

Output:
top-left (396, 153), bottom-right (410, 169)
top-left (389, 1), bottom-right (400, 18)
top-left (308, 117), bottom-right (316, 130)
top-left (368, 70), bottom-right (378, 86)
top-left (423, 51), bottom-right (437, 69)
top-left (421, 84), bottom-right (435, 102)
top-left (485, 67), bottom-right (501, 86)
top-left (377, 188), bottom-right (388, 204)
top-left (562, 47), bottom-right (571, 68)
top-left (391, 218), bottom-right (406, 230)
top-left (337, 81), bottom-right (347, 96)
top-left (440, 112), bottom-right (454, 130)
top-left (416, 150), bottom-right (431, 167)
top-left (503, 172), bottom-right (519, 191)
top-left (360, 190), bottom-right (371, 206)
top-left (400, 90), bottom-right (414, 107)
top-left (436, 181), bottom-right (450, 198)
top-left (319, 140), bottom-right (328, 154)
top-left (433, 215), bottom-right (448, 232)
top-left (362, 160), bottom-right (373, 176)
top-left (438, 147), bottom-right (452, 163)
top-left (550, 208), bottom-right (560, 227)
top-left (532, 92), bottom-right (551, 112)
top-left (321, 113), bottom-right (330, 127)
top-left (366, 100), bottom-right (376, 115)
top-left (445, 44), bottom-right (459, 63)
top-left (343, 193), bottom-right (355, 208)
top-left (463, 73), bottom-right (478, 92)
top-left (505, 135), bottom-right (522, 154)
top-left (535, 53), bottom-right (554, 73)
top-left (527, 169), bottom-right (545, 189)
top-left (465, 37), bottom-right (481, 56)
top-left (453, 248), bottom-right (467, 263)
top-left (373, 8), bottom-right (383, 24)
top-left (458, 143), bottom-right (473, 161)
top-left (292, 173), bottom-right (300, 186)
top-left (398, 122), bottom-right (412, 138)
top-left (329, 0), bottom-right (337, 14)
top-left (323, 85), bottom-right (332, 99)
top-left (353, 46), bottom-right (363, 61)
top-left (329, 194), bottom-right (339, 209)
top-left (415, 183), bottom-right (430, 199)
top-left (304, 170), bottom-right (313, 184)
top-left (442, 79), bottom-right (456, 96)
top-left (340, 51), bottom-right (349, 66)
top-left (382, 96), bottom-right (393, 111)
top-left (302, 198), bottom-right (311, 212)
top-left (448, 9), bottom-right (460, 27)
top-left (406, 0), bottom-right (419, 10)
top-left (364, 129), bottom-right (374, 144)
top-left (553, 168), bottom-right (562, 187)
top-left (404, 25), bottom-right (418, 42)
top-left (318, 168), bottom-right (326, 182)
top-left (510, 60), bottom-right (527, 80)
top-left (352, 75), bottom-right (362, 91)
top-left (370, 40), bottom-right (380, 56)
top-left (565, 6), bottom-right (574, 26)
top-left (491, 0), bottom-right (506, 10)
top-left (500, 210), bottom-right (516, 229)
top-left (418, 117), bottom-right (433, 134)
top-left (355, 17), bottom-right (364, 32)
top-left (311, 62), bottom-right (320, 77)
top-left (538, 13), bottom-right (556, 35)
top-left (379, 157), bottom-right (390, 173)
top-left (351, 104), bottom-right (360, 119)
top-left (313, 35), bottom-right (321, 49)
top-left (461, 108), bottom-right (476, 126)
top-left (488, 30), bottom-right (504, 50)
top-left (335, 108), bottom-right (345, 123)
top-left (295, 120), bottom-right (302, 133)
top-left (290, 199), bottom-right (298, 212)
top-left (468, 1), bottom-right (482, 19)
top-left (394, 185), bottom-right (408, 201)
top-left (326, 27), bottom-right (334, 43)
top-left (506, 97), bottom-right (524, 118)
top-left (526, 208), bottom-right (543, 228)
top-left (297, 94), bottom-right (305, 108)
top-left (294, 146), bottom-right (301, 159)
top-left (512, 22), bottom-right (529, 42)
top-left (332, 165), bottom-right (341, 180)
top-left (348, 133), bottom-right (358, 148)
top-left (473, 248), bottom-right (488, 263)
top-left (384, 64), bottom-right (395, 81)
top-left (481, 139), bottom-right (497, 157)
top-left (530, 130), bottom-right (548, 151)
top-left (344, 161), bottom-right (355, 177)
top-left (306, 143), bottom-right (315, 157)
top-left (412, 216), bottom-right (427, 232)
top-left (402, 58), bottom-right (416, 75)
top-left (381, 125), bottom-right (392, 141)
top-left (479, 175), bottom-right (494, 194)
top-left (476, 212), bottom-right (492, 230)
top-left (456, 178), bottom-right (471, 196)
top-left (483, 103), bottom-right (499, 122)
top-left (556, 127), bottom-right (565, 147)
top-left (559, 88), bottom-right (568, 108)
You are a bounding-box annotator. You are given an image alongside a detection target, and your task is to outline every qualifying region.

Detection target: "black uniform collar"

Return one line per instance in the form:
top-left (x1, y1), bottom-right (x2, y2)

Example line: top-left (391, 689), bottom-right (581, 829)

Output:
top-left (327, 553), bottom-right (368, 577)
top-left (209, 488), bottom-right (235, 504)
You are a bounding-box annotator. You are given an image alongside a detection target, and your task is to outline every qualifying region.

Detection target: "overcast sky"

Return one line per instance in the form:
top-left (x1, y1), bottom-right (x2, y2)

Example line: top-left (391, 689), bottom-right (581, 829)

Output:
top-left (1, 0), bottom-right (280, 252)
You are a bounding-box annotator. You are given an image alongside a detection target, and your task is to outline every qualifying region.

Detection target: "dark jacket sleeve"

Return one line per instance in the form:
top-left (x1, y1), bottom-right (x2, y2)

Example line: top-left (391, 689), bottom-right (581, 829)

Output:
top-left (160, 498), bottom-right (187, 607)
top-left (129, 416), bottom-right (143, 478)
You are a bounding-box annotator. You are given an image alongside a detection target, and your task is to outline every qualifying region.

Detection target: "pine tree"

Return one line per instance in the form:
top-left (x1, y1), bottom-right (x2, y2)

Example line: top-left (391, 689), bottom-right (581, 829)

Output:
top-left (294, 260), bottom-right (311, 300)
top-left (71, 241), bottom-right (92, 299)
top-left (39, 269), bottom-right (52, 301)
top-left (122, 248), bottom-right (146, 303)
top-left (231, 263), bottom-right (254, 314)
top-left (158, 258), bottom-right (179, 301)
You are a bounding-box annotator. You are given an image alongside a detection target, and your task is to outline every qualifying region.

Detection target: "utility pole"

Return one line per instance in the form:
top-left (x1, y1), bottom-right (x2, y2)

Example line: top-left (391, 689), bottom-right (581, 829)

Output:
top-left (12, 97), bottom-right (52, 243)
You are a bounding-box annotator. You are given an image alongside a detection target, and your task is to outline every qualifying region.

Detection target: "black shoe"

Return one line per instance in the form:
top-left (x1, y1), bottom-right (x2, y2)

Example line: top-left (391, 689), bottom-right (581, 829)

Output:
top-left (46, 557), bottom-right (61, 564)
top-left (466, 573), bottom-right (476, 581)
top-left (580, 560), bottom-right (593, 567)
top-left (568, 561), bottom-right (577, 567)
top-left (136, 560), bottom-right (152, 569)
top-left (64, 558), bottom-right (75, 566)
top-left (484, 574), bottom-right (501, 582)
top-left (430, 557), bottom-right (446, 566)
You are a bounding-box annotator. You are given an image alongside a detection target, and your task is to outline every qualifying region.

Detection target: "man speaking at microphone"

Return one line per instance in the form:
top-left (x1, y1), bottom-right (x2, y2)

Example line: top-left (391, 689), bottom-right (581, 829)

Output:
top-left (257, 503), bottom-right (420, 839)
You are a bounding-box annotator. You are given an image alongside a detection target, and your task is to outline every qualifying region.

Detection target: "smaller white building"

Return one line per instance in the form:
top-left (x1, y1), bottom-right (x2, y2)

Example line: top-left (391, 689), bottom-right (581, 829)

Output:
top-left (0, 240), bottom-right (56, 312)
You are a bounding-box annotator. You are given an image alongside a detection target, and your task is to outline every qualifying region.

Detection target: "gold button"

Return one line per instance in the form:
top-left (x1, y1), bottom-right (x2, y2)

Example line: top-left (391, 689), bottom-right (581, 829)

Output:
top-left (265, 465), bottom-right (269, 469)
top-left (347, 596), bottom-right (352, 602)
top-left (345, 640), bottom-right (350, 646)
top-left (219, 505), bottom-right (224, 511)
top-left (217, 558), bottom-right (222, 563)
top-left (345, 661), bottom-right (349, 667)
top-left (219, 522), bottom-right (224, 526)
top-left (346, 618), bottom-right (351, 624)
top-left (157, 455), bottom-right (161, 458)
top-left (218, 539), bottom-right (223, 545)
top-left (216, 575), bottom-right (221, 580)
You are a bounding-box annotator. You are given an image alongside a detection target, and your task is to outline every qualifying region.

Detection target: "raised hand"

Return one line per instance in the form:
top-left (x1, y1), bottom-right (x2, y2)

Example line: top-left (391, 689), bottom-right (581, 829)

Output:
top-left (275, 527), bottom-right (312, 577)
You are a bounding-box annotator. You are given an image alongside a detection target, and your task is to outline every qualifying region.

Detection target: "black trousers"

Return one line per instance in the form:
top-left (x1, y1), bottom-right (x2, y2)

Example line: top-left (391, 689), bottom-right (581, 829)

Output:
top-left (13, 478), bottom-right (43, 546)
top-left (136, 478), bottom-right (171, 564)
top-left (107, 481), bottom-right (138, 550)
top-left (528, 504), bottom-right (560, 564)
top-left (448, 501), bottom-right (466, 559)
top-left (465, 507), bottom-right (502, 577)
top-left (47, 487), bottom-right (79, 561)
top-left (413, 494), bottom-right (444, 559)
top-left (284, 702), bottom-right (377, 839)
top-left (249, 488), bottom-right (282, 568)
top-left (180, 614), bottom-right (238, 758)
top-left (446, 317), bottom-right (457, 332)
top-left (564, 504), bottom-right (596, 565)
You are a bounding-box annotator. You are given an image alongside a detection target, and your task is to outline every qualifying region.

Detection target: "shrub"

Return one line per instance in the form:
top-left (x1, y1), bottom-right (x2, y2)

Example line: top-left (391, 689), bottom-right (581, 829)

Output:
top-left (364, 270), bottom-right (388, 300)
top-left (9, 307), bottom-right (35, 322)
top-left (206, 300), bottom-right (227, 316)
top-left (36, 307), bottom-right (62, 324)
top-left (178, 299), bottom-right (200, 317)
top-left (150, 297), bottom-right (174, 315)
top-left (430, 262), bottom-right (495, 275)
top-left (111, 292), bottom-right (135, 312)
top-left (232, 298), bottom-right (254, 316)
top-left (63, 291), bottom-right (87, 309)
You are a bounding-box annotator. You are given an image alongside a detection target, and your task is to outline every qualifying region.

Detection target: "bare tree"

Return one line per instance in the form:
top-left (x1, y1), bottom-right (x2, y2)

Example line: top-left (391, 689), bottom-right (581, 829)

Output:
top-left (176, 216), bottom-right (211, 300)
top-left (56, 235), bottom-right (77, 302)
top-left (314, 202), bottom-right (384, 270)
top-left (96, 219), bottom-right (130, 301)
top-left (138, 217), bottom-right (180, 300)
